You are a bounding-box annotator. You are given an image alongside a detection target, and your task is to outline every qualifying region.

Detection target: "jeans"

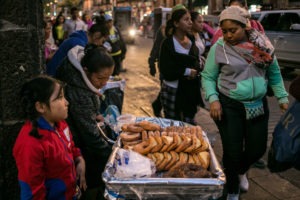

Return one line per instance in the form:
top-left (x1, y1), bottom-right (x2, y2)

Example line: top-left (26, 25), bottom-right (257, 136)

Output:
top-left (215, 93), bottom-right (269, 194)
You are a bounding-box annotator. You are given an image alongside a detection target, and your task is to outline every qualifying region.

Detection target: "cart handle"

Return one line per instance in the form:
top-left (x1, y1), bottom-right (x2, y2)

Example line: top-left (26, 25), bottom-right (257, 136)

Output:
top-left (97, 123), bottom-right (116, 145)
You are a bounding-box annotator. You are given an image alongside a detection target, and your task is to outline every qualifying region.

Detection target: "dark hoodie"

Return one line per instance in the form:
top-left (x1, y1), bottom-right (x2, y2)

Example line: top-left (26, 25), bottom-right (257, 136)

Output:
top-left (56, 45), bottom-right (112, 188)
top-left (46, 30), bottom-right (88, 76)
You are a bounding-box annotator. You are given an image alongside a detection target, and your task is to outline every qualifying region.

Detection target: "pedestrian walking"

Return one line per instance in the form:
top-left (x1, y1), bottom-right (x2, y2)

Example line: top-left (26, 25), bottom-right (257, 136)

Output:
top-left (56, 44), bottom-right (114, 200)
top-left (44, 20), bottom-right (57, 63)
top-left (104, 14), bottom-right (127, 76)
top-left (13, 75), bottom-right (86, 200)
top-left (201, 6), bottom-right (289, 200)
top-left (148, 24), bottom-right (166, 117)
top-left (159, 4), bottom-right (203, 124)
top-left (190, 11), bottom-right (206, 71)
top-left (212, 0), bottom-right (270, 170)
top-left (52, 14), bottom-right (66, 46)
top-left (64, 7), bottom-right (87, 38)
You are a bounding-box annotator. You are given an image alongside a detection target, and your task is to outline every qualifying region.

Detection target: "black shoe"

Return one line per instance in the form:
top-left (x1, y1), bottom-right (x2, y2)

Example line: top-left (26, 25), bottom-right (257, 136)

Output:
top-left (252, 159), bottom-right (266, 169)
top-left (152, 101), bottom-right (162, 117)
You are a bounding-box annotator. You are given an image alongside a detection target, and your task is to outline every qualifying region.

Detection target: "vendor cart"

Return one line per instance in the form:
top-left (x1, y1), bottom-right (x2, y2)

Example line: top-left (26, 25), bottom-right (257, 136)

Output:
top-left (102, 117), bottom-right (225, 200)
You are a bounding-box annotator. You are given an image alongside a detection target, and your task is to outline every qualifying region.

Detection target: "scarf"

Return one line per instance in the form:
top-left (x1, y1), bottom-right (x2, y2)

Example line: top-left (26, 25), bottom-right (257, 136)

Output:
top-left (231, 28), bottom-right (274, 69)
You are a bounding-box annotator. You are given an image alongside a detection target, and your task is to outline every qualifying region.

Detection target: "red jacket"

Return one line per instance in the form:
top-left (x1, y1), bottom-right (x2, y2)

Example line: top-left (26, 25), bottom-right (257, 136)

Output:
top-left (13, 117), bottom-right (81, 200)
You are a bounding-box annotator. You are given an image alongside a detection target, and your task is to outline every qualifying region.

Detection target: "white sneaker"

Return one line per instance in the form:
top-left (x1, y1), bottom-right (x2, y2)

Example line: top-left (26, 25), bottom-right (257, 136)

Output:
top-left (239, 173), bottom-right (249, 192)
top-left (227, 193), bottom-right (239, 200)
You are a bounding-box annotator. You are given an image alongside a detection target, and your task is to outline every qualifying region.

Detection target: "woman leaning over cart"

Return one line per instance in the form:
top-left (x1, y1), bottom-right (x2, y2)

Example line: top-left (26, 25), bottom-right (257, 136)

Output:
top-left (159, 5), bottom-right (203, 124)
top-left (201, 6), bottom-right (289, 200)
top-left (56, 44), bottom-right (114, 200)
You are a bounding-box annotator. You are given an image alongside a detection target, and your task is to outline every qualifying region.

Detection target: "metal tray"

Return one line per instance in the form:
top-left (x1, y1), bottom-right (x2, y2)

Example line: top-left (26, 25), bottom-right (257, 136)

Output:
top-left (102, 117), bottom-right (225, 200)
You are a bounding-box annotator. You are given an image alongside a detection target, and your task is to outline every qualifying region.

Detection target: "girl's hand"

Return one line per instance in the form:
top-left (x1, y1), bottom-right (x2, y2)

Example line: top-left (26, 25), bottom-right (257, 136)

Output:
top-left (210, 101), bottom-right (222, 121)
top-left (279, 103), bottom-right (289, 113)
top-left (75, 156), bottom-right (87, 191)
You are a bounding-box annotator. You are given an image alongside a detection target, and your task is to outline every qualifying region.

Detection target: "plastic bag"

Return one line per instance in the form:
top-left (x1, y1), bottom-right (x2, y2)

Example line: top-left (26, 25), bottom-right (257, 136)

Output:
top-left (115, 114), bottom-right (136, 133)
top-left (114, 149), bottom-right (156, 178)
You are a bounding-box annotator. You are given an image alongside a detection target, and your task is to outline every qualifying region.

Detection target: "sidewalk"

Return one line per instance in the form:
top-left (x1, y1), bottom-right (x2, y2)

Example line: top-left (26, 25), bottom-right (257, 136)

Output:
top-left (194, 108), bottom-right (300, 200)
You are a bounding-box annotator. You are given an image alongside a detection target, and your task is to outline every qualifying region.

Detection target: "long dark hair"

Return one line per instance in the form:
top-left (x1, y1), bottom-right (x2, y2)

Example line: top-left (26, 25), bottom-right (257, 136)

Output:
top-left (20, 75), bottom-right (64, 138)
top-left (81, 44), bottom-right (114, 73)
top-left (165, 8), bottom-right (189, 37)
top-left (190, 11), bottom-right (200, 22)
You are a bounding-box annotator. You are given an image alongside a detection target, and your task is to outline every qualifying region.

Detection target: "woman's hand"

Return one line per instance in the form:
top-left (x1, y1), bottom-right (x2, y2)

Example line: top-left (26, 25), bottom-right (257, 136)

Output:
top-left (187, 69), bottom-right (198, 80)
top-left (75, 156), bottom-right (87, 191)
top-left (210, 100), bottom-right (222, 121)
top-left (96, 114), bottom-right (104, 122)
top-left (279, 103), bottom-right (289, 113)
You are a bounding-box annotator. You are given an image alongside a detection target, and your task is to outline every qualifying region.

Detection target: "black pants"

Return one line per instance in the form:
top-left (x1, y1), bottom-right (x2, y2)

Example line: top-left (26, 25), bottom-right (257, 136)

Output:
top-left (81, 147), bottom-right (111, 200)
top-left (215, 93), bottom-right (269, 194)
top-left (112, 55), bottom-right (122, 76)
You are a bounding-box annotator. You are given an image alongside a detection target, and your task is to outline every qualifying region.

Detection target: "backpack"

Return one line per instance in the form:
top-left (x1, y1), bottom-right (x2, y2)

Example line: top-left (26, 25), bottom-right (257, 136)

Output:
top-left (268, 100), bottom-right (300, 172)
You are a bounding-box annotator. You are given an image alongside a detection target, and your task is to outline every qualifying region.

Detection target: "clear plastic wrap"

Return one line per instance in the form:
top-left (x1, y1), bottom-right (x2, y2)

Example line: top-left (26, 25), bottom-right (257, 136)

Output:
top-left (114, 149), bottom-right (156, 178)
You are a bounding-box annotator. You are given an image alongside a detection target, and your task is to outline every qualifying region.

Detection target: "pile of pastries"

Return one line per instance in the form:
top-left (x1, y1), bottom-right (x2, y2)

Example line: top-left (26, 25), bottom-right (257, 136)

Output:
top-left (120, 121), bottom-right (211, 173)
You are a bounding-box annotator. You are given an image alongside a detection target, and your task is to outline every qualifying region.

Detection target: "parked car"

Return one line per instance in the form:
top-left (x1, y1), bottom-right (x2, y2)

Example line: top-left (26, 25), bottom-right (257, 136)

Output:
top-left (251, 10), bottom-right (300, 70)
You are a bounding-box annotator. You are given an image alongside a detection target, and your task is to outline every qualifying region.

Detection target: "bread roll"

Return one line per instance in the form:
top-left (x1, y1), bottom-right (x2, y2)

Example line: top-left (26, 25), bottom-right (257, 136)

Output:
top-left (157, 152), bottom-right (172, 171)
top-left (198, 151), bottom-right (210, 169)
top-left (165, 151), bottom-right (179, 170)
top-left (120, 132), bottom-right (141, 142)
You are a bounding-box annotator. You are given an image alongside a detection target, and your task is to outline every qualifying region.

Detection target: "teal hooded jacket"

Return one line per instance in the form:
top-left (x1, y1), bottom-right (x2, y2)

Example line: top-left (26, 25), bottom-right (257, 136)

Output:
top-left (201, 38), bottom-right (288, 104)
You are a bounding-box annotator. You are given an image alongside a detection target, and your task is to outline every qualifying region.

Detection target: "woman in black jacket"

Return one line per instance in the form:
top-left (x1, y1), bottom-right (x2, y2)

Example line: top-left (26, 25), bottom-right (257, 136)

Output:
top-left (56, 44), bottom-right (114, 200)
top-left (159, 6), bottom-right (203, 124)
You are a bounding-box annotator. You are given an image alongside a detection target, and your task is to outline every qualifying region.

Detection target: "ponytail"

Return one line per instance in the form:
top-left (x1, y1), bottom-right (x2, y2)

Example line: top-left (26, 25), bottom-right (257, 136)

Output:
top-left (81, 44), bottom-right (114, 73)
top-left (30, 119), bottom-right (42, 139)
top-left (165, 8), bottom-right (189, 37)
top-left (20, 75), bottom-right (63, 139)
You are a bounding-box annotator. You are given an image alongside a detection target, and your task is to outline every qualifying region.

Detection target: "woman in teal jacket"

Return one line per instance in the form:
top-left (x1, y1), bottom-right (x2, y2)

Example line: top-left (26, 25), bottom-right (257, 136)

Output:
top-left (201, 6), bottom-right (289, 200)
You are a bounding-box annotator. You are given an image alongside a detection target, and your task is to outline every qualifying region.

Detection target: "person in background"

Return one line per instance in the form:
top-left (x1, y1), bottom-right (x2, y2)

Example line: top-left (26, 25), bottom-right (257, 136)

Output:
top-left (56, 45), bottom-right (114, 200)
top-left (82, 12), bottom-right (93, 30)
top-left (44, 20), bottom-right (57, 63)
top-left (148, 21), bottom-right (167, 117)
top-left (13, 75), bottom-right (86, 200)
top-left (289, 75), bottom-right (300, 101)
top-left (201, 6), bottom-right (289, 200)
top-left (190, 11), bottom-right (206, 70)
top-left (104, 14), bottom-right (127, 75)
top-left (211, 0), bottom-right (264, 45)
top-left (52, 14), bottom-right (65, 46)
top-left (46, 20), bottom-right (109, 77)
top-left (159, 4), bottom-right (203, 124)
top-left (64, 7), bottom-right (87, 38)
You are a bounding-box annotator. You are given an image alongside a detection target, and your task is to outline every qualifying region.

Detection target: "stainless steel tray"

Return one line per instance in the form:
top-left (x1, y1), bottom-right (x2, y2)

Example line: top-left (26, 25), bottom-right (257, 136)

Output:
top-left (102, 117), bottom-right (225, 200)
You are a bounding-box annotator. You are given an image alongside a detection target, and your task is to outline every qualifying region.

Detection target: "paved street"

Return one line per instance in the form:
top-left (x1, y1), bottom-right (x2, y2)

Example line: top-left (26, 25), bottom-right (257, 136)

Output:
top-left (120, 36), bottom-right (300, 199)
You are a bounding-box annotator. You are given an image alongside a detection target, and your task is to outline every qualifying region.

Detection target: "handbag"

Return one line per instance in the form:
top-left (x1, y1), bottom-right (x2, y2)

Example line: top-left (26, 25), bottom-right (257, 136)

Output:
top-left (268, 100), bottom-right (300, 172)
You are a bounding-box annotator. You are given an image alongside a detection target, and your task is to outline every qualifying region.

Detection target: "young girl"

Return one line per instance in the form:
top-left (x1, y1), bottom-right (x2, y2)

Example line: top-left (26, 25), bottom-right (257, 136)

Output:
top-left (13, 75), bottom-right (86, 200)
top-left (159, 5), bottom-right (203, 124)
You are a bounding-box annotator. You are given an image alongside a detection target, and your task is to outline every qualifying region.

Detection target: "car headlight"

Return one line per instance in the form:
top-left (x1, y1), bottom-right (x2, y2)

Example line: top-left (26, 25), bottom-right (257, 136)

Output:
top-left (129, 29), bottom-right (136, 37)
